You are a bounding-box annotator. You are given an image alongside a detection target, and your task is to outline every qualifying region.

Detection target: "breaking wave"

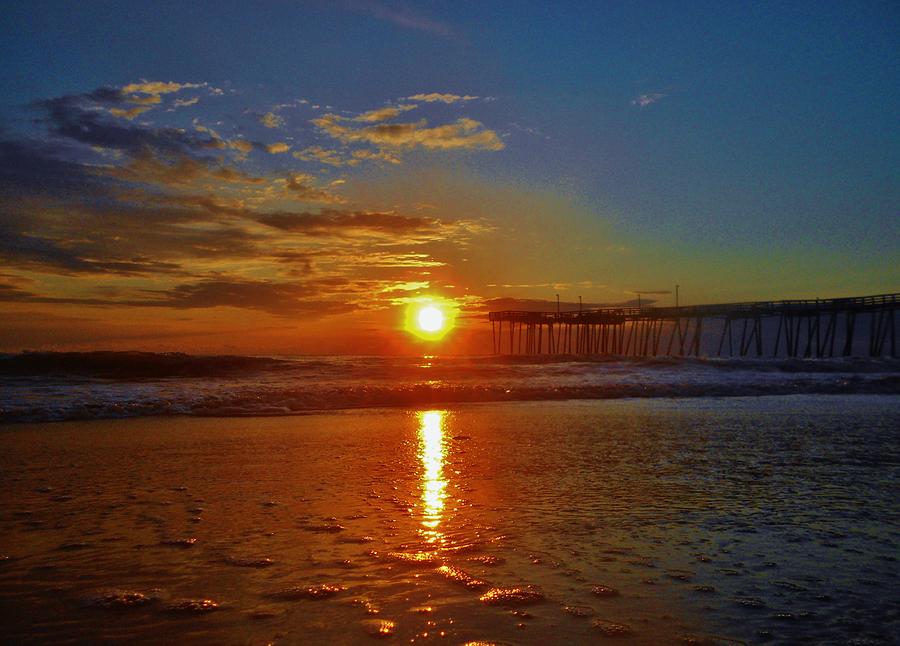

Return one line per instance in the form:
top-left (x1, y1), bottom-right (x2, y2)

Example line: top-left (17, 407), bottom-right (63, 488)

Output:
top-left (1, 352), bottom-right (898, 423)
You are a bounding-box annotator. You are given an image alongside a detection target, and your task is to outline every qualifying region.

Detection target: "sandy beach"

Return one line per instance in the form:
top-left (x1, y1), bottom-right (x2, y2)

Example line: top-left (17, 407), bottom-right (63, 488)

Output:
top-left (1, 395), bottom-right (897, 644)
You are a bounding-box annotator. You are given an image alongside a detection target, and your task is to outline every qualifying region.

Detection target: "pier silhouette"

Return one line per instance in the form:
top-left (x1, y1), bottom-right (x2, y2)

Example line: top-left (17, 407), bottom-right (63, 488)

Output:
top-left (488, 292), bottom-right (898, 358)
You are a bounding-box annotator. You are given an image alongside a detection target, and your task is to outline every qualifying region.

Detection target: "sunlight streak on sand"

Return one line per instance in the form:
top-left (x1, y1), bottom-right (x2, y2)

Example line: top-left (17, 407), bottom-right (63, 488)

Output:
top-left (418, 410), bottom-right (447, 542)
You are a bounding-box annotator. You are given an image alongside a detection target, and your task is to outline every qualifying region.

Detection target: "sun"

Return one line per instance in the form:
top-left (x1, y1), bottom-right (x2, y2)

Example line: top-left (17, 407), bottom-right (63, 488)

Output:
top-left (404, 299), bottom-right (457, 341)
top-left (417, 305), bottom-right (444, 332)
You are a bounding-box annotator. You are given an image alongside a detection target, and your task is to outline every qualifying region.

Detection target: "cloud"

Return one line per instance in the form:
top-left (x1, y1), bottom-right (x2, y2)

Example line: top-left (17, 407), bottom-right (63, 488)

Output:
top-left (353, 104), bottom-right (417, 123)
top-left (632, 93), bottom-right (666, 108)
top-left (351, 148), bottom-right (401, 164)
top-left (137, 278), bottom-right (358, 316)
top-left (313, 114), bottom-right (504, 151)
top-left (406, 93), bottom-right (478, 104)
top-left (126, 94), bottom-right (162, 106)
top-left (293, 146), bottom-right (355, 167)
top-left (2, 83), bottom-right (498, 324)
top-left (0, 217), bottom-right (186, 276)
top-left (345, 1), bottom-right (453, 37)
top-left (0, 277), bottom-right (358, 318)
top-left (174, 97), bottom-right (200, 108)
top-left (105, 153), bottom-right (267, 189)
top-left (121, 81), bottom-right (204, 96)
top-left (281, 173), bottom-right (345, 203)
top-left (108, 106), bottom-right (152, 120)
top-left (473, 297), bottom-right (610, 312)
top-left (35, 91), bottom-right (218, 155)
top-left (111, 81), bottom-right (209, 116)
top-left (227, 138), bottom-right (255, 154)
top-left (291, 145), bottom-right (403, 166)
top-left (259, 112), bottom-right (284, 128)
top-left (257, 208), bottom-right (440, 237)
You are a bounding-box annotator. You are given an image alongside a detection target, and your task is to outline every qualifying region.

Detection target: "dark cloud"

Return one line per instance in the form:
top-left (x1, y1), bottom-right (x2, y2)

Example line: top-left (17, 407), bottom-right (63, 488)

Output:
top-left (0, 139), bottom-right (102, 198)
top-left (473, 297), bottom-right (623, 312)
top-left (0, 281), bottom-right (110, 306)
top-left (339, 0), bottom-right (454, 37)
top-left (258, 208), bottom-right (438, 236)
top-left (33, 90), bottom-right (217, 156)
top-left (136, 278), bottom-right (358, 317)
top-left (107, 153), bottom-right (267, 189)
top-left (0, 225), bottom-right (183, 275)
top-left (0, 277), bottom-right (357, 318)
top-left (0, 83), bottom-right (493, 322)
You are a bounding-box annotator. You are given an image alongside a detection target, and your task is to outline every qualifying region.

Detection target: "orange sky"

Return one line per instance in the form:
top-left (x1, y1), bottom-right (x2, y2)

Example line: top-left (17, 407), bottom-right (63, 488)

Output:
top-left (1, 5), bottom-right (897, 354)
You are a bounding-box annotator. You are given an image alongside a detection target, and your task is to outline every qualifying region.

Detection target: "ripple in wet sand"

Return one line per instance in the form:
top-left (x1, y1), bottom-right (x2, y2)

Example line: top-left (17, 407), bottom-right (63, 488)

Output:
top-left (166, 598), bottom-right (219, 613)
top-left (732, 597), bottom-right (766, 609)
top-left (468, 555), bottom-right (504, 566)
top-left (667, 570), bottom-right (694, 581)
top-left (303, 523), bottom-right (346, 533)
top-left (479, 586), bottom-right (544, 606)
top-left (436, 564), bottom-right (490, 589)
top-left (225, 556), bottom-right (274, 568)
top-left (81, 589), bottom-right (158, 609)
top-left (58, 542), bottom-right (91, 551)
top-left (268, 584), bottom-right (346, 600)
top-left (349, 598), bottom-right (381, 615)
top-left (591, 618), bottom-right (632, 637)
top-left (563, 604), bottom-right (596, 617)
top-left (160, 538), bottom-right (197, 547)
top-left (387, 551), bottom-right (440, 565)
top-left (339, 535), bottom-right (376, 544)
top-left (362, 618), bottom-right (396, 638)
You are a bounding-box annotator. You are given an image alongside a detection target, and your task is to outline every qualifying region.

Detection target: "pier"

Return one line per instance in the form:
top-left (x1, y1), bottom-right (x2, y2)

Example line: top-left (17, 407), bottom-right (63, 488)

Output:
top-left (488, 292), bottom-right (898, 358)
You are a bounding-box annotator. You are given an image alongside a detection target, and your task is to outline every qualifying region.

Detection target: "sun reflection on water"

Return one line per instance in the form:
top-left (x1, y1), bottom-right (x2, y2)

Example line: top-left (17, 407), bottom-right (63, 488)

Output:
top-left (418, 410), bottom-right (447, 544)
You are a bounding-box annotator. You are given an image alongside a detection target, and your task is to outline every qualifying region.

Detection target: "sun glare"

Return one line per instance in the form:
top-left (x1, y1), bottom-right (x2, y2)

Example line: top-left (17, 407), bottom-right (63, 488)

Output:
top-left (418, 305), bottom-right (444, 332)
top-left (404, 299), bottom-right (457, 341)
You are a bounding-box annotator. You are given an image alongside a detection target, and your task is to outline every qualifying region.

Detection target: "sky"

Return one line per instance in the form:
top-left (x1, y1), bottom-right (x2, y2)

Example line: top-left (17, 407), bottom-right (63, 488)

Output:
top-left (0, 0), bottom-right (897, 354)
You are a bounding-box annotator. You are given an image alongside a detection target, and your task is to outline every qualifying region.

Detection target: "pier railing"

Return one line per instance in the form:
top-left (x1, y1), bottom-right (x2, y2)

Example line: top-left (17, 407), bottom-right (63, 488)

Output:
top-left (488, 292), bottom-right (898, 358)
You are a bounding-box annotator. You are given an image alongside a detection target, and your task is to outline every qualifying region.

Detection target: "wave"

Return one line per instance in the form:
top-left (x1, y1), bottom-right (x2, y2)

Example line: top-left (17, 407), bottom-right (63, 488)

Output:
top-left (0, 351), bottom-right (295, 379)
top-left (1, 376), bottom-right (898, 423)
top-left (1, 352), bottom-right (898, 423)
top-left (2, 351), bottom-right (897, 379)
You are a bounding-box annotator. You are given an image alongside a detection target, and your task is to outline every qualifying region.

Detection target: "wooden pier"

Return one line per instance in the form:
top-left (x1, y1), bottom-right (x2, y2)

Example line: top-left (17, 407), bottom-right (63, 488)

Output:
top-left (488, 292), bottom-right (898, 358)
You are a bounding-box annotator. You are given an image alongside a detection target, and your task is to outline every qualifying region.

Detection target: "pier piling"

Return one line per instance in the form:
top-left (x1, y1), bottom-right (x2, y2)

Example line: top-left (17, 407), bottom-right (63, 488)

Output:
top-left (488, 293), bottom-right (899, 358)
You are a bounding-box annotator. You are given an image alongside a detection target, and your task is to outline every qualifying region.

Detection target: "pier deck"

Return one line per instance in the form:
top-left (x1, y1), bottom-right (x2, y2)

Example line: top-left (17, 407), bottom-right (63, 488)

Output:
top-left (488, 292), bottom-right (898, 358)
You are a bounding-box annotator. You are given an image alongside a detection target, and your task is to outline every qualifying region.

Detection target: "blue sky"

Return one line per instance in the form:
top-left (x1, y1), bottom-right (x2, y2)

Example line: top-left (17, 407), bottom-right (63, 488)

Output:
top-left (0, 1), bottom-right (897, 351)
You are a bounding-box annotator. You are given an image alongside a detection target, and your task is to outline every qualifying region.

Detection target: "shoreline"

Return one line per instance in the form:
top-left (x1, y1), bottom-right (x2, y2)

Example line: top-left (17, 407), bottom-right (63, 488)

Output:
top-left (2, 397), bottom-right (898, 643)
top-left (2, 388), bottom-right (899, 426)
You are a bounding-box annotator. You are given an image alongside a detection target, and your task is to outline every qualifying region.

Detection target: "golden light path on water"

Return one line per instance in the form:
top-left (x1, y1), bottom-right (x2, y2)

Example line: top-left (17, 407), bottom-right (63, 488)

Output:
top-left (418, 410), bottom-right (447, 546)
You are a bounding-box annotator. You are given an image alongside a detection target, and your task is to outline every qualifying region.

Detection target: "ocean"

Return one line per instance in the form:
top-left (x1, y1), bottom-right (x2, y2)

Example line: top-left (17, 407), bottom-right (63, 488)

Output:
top-left (1, 352), bottom-right (898, 423)
top-left (0, 354), bottom-right (898, 643)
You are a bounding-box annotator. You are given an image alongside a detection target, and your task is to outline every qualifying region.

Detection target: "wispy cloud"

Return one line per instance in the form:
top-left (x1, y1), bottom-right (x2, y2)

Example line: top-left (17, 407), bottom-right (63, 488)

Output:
top-left (266, 141), bottom-right (291, 154)
top-left (353, 104), bottom-right (417, 123)
top-left (632, 93), bottom-right (666, 108)
top-left (344, 0), bottom-right (453, 37)
top-left (1, 81), bottom-right (500, 320)
top-left (407, 93), bottom-right (478, 104)
top-left (259, 111), bottom-right (284, 128)
top-left (313, 114), bottom-right (504, 151)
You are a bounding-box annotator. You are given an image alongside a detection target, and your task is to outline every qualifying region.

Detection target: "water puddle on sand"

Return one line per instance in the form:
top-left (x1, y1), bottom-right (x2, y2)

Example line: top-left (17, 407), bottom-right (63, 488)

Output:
top-left (0, 396), bottom-right (898, 644)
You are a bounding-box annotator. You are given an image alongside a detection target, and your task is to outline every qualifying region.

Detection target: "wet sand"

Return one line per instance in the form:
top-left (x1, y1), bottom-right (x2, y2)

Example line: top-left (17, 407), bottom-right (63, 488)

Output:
top-left (1, 396), bottom-right (898, 644)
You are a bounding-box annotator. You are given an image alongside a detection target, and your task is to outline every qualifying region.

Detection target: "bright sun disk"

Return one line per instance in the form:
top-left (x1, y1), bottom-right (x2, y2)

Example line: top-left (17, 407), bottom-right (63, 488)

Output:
top-left (404, 299), bottom-right (456, 341)
top-left (418, 305), bottom-right (444, 332)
